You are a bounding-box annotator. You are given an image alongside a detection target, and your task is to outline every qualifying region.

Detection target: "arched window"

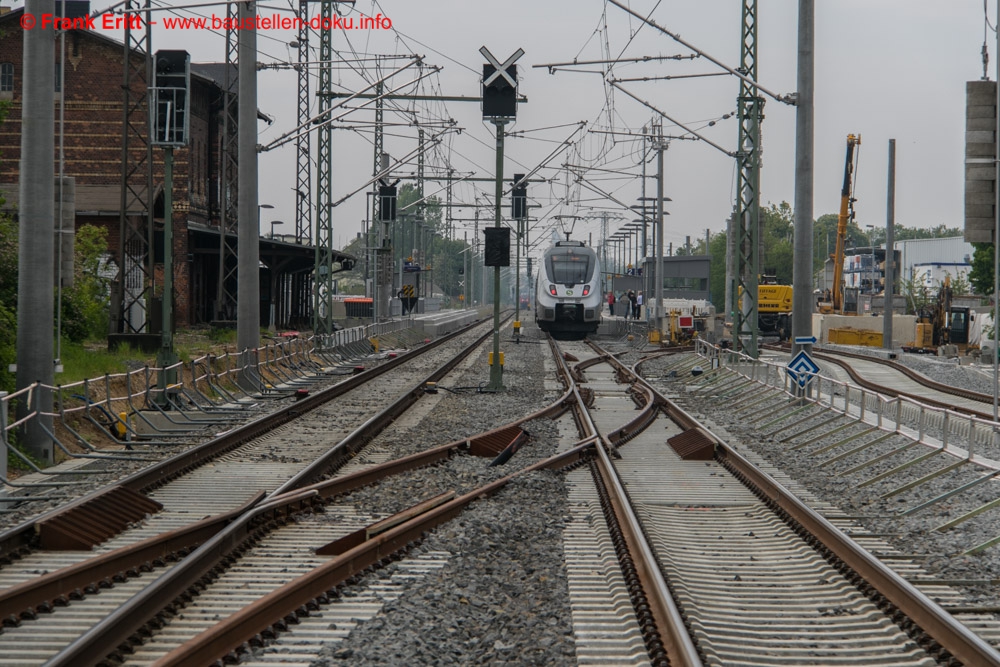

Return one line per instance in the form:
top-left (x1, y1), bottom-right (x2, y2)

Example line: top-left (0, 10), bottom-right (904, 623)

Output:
top-left (0, 63), bottom-right (13, 92)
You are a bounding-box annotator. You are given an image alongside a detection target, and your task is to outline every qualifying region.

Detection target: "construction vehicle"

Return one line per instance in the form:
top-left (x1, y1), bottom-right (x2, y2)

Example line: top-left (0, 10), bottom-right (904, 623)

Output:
top-left (818, 133), bottom-right (862, 314)
top-left (737, 272), bottom-right (792, 341)
top-left (903, 275), bottom-right (971, 354)
top-left (757, 272), bottom-right (792, 341)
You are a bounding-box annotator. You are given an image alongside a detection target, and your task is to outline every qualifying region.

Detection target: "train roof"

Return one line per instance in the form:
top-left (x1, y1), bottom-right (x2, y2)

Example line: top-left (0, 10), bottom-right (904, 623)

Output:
top-left (554, 240), bottom-right (587, 247)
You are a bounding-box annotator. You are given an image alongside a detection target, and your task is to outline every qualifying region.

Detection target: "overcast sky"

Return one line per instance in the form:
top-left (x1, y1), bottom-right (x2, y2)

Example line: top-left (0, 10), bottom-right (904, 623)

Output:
top-left (34, 0), bottom-right (995, 254)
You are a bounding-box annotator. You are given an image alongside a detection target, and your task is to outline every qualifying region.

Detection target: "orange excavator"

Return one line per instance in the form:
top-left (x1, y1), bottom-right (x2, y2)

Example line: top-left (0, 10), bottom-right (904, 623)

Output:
top-left (818, 133), bottom-right (861, 314)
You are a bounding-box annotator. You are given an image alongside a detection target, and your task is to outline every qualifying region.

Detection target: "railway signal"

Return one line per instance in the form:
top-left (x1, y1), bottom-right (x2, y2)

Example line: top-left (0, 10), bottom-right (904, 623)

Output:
top-left (481, 47), bottom-right (522, 120)
top-left (481, 47), bottom-right (525, 391)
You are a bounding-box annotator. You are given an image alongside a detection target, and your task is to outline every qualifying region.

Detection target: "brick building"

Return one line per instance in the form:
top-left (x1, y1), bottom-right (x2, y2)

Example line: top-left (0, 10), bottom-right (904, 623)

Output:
top-left (0, 4), bottom-right (351, 333)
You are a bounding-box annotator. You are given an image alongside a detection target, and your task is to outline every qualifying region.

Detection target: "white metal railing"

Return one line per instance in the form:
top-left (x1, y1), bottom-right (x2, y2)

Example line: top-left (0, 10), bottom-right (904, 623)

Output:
top-left (693, 339), bottom-right (1000, 468)
top-left (2, 319), bottom-right (422, 493)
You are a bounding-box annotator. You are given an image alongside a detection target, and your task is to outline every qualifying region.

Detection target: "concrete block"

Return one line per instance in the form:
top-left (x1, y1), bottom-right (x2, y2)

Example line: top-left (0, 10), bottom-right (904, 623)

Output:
top-left (967, 165), bottom-right (997, 180)
top-left (966, 203), bottom-right (995, 218)
top-left (968, 117), bottom-right (998, 131)
top-left (967, 130), bottom-right (996, 144)
top-left (967, 80), bottom-right (997, 103)
top-left (965, 180), bottom-right (995, 194)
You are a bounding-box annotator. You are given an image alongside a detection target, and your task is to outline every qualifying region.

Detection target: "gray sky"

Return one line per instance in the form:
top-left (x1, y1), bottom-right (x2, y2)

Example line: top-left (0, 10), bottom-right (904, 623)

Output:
top-left (63, 1), bottom-right (995, 253)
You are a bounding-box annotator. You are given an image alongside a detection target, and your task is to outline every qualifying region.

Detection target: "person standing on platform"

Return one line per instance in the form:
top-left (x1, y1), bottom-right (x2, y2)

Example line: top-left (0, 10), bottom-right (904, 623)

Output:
top-left (627, 290), bottom-right (637, 320)
top-left (607, 291), bottom-right (615, 316)
top-left (636, 291), bottom-right (643, 320)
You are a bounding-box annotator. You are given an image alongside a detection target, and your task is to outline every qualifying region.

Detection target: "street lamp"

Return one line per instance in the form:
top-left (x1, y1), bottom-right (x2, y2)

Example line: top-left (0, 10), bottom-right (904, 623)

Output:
top-left (258, 203), bottom-right (274, 236)
top-left (270, 220), bottom-right (285, 239)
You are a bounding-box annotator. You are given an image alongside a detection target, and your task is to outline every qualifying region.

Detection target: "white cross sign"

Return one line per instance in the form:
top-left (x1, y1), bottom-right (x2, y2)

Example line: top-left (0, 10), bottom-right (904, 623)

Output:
top-left (480, 46), bottom-right (524, 88)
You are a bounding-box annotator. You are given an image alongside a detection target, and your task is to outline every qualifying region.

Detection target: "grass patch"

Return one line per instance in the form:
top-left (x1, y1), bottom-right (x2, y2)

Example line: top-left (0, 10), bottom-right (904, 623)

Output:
top-left (54, 339), bottom-right (149, 385)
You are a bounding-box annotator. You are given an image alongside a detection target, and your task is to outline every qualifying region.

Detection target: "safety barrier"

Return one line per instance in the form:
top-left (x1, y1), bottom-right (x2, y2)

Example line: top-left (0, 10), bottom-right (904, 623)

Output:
top-left (1, 319), bottom-right (420, 495)
top-left (692, 339), bottom-right (1000, 480)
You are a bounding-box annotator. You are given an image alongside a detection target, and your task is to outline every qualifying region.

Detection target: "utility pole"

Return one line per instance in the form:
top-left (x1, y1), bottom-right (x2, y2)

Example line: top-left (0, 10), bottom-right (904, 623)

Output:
top-left (370, 73), bottom-right (384, 323)
top-left (16, 0), bottom-right (55, 462)
top-left (237, 1), bottom-right (260, 368)
top-left (883, 139), bottom-right (896, 350)
top-left (217, 5), bottom-right (239, 324)
top-left (791, 0), bottom-right (815, 366)
top-left (113, 0), bottom-right (155, 337)
top-left (294, 0), bottom-right (310, 244)
top-left (725, 210), bottom-right (735, 324)
top-left (734, 0), bottom-right (764, 357)
top-left (652, 124), bottom-right (667, 338)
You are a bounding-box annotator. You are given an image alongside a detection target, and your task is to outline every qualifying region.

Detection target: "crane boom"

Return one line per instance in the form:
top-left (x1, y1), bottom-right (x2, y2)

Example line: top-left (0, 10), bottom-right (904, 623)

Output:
top-left (831, 134), bottom-right (861, 313)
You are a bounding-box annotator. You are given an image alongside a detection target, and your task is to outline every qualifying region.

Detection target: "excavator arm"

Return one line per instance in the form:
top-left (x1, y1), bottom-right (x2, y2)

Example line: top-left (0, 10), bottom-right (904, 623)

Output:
top-left (831, 134), bottom-right (861, 314)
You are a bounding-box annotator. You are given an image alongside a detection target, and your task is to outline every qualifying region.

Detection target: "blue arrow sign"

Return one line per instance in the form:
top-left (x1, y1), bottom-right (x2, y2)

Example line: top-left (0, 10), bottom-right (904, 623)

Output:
top-left (786, 350), bottom-right (820, 389)
top-left (794, 336), bottom-right (817, 345)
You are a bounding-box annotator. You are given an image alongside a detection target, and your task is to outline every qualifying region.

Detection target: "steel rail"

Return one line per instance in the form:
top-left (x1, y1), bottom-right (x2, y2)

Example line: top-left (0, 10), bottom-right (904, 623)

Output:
top-left (573, 340), bottom-right (703, 666)
top-left (269, 318), bottom-right (507, 496)
top-left (149, 441), bottom-right (596, 667)
top-left (633, 351), bottom-right (1000, 666)
top-left (44, 317), bottom-right (536, 666)
top-left (135, 340), bottom-right (609, 665)
top-left (0, 319), bottom-right (487, 563)
top-left (3, 328), bottom-right (574, 626)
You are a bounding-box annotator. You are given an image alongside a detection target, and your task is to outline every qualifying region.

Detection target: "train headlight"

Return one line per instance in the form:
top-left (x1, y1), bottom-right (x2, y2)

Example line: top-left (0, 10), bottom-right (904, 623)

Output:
top-left (582, 285), bottom-right (591, 296)
top-left (548, 285), bottom-right (557, 296)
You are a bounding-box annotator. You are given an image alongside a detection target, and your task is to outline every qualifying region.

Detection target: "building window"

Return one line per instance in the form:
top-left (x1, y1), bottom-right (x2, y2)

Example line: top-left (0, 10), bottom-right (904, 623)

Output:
top-left (0, 63), bottom-right (12, 92)
top-left (54, 61), bottom-right (61, 93)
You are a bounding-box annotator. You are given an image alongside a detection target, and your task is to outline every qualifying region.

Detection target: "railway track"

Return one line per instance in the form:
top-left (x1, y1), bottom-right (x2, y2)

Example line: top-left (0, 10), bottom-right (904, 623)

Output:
top-left (0, 317), bottom-right (503, 665)
top-left (5, 326), bottom-right (1000, 665)
top-left (564, 338), bottom-right (1000, 665)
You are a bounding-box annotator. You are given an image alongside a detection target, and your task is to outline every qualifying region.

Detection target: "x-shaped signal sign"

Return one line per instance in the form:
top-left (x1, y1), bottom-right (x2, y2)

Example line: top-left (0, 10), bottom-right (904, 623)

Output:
top-left (480, 46), bottom-right (524, 89)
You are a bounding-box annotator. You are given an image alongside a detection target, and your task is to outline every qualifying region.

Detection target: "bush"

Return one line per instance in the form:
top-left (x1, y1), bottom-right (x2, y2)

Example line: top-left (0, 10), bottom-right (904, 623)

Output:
top-left (0, 301), bottom-right (14, 394)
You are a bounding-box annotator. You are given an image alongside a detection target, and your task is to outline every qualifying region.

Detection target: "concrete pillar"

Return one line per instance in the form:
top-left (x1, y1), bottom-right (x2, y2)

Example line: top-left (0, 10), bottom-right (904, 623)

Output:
top-left (16, 0), bottom-right (56, 462)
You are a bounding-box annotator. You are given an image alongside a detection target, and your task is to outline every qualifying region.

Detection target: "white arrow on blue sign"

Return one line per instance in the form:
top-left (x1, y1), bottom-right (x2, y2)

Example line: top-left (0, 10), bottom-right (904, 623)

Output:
top-left (786, 350), bottom-right (820, 389)
top-left (794, 336), bottom-right (817, 345)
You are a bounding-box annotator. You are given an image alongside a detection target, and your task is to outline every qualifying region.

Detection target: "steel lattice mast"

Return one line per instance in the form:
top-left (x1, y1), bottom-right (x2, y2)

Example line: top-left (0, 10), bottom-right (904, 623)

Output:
top-left (215, 3), bottom-right (240, 322)
top-left (113, 0), bottom-right (154, 335)
top-left (313, 0), bottom-right (336, 336)
top-left (294, 0), bottom-right (310, 245)
top-left (734, 0), bottom-right (764, 357)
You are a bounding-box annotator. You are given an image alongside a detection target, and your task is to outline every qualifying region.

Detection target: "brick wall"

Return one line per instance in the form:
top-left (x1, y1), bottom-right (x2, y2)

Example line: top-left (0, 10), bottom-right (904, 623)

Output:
top-left (0, 16), bottom-right (222, 327)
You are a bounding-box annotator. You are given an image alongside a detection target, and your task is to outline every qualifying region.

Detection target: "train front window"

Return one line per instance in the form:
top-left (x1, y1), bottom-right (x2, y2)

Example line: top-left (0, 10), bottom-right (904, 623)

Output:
top-left (549, 254), bottom-right (592, 285)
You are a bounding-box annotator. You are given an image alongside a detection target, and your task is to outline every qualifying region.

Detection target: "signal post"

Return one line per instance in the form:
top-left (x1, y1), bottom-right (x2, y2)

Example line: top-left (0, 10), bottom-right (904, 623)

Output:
top-left (481, 47), bottom-right (523, 392)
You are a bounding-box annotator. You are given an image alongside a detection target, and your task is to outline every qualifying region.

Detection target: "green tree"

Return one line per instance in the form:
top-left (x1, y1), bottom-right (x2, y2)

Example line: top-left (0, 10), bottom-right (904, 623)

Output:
top-left (0, 100), bottom-right (15, 392)
top-left (969, 242), bottom-right (995, 297)
top-left (59, 225), bottom-right (112, 342)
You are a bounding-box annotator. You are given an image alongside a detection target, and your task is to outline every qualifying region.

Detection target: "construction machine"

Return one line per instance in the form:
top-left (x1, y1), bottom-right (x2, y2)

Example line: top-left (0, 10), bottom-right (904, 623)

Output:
top-left (818, 133), bottom-right (862, 314)
top-left (757, 272), bottom-right (793, 341)
top-left (903, 275), bottom-right (971, 354)
top-left (736, 271), bottom-right (793, 341)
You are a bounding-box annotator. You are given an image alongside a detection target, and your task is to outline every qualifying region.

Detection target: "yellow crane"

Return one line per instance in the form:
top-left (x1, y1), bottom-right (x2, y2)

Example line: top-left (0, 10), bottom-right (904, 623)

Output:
top-left (819, 134), bottom-right (861, 314)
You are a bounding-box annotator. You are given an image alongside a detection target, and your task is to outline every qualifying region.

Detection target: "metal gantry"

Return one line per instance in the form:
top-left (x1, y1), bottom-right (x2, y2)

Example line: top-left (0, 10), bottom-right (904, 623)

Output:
top-left (113, 0), bottom-right (154, 335)
top-left (734, 0), bottom-right (763, 357)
